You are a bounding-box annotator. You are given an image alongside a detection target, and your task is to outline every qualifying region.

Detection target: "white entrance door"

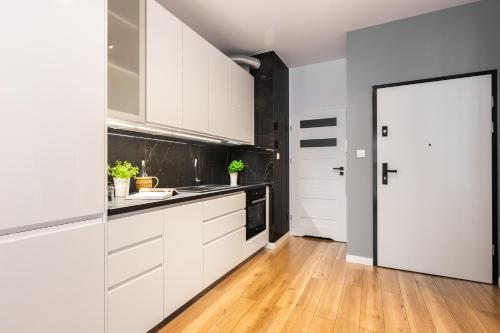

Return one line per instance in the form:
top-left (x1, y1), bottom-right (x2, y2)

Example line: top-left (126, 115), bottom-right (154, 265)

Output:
top-left (376, 73), bottom-right (494, 283)
top-left (292, 106), bottom-right (347, 241)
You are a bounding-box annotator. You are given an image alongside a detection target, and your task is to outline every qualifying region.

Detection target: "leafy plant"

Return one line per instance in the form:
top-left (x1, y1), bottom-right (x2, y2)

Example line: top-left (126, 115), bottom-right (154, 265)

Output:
top-left (228, 160), bottom-right (245, 173)
top-left (107, 160), bottom-right (139, 179)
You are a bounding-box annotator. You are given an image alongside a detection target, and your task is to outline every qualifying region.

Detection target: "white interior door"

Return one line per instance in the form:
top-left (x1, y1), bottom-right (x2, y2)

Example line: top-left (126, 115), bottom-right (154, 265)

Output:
top-left (377, 74), bottom-right (493, 283)
top-left (292, 106), bottom-right (347, 241)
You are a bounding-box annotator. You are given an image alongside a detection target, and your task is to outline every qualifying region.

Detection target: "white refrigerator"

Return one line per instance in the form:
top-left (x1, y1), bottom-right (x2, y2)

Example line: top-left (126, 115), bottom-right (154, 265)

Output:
top-left (0, 1), bottom-right (106, 332)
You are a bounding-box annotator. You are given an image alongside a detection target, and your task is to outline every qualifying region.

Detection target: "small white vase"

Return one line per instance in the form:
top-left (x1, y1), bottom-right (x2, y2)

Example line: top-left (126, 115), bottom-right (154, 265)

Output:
top-left (229, 173), bottom-right (238, 187)
top-left (114, 178), bottom-right (130, 197)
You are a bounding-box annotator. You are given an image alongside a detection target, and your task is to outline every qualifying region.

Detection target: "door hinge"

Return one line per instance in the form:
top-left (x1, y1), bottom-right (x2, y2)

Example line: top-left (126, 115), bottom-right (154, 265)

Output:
top-left (290, 214), bottom-right (292, 221)
top-left (493, 244), bottom-right (495, 256)
top-left (492, 96), bottom-right (495, 108)
top-left (492, 122), bottom-right (495, 134)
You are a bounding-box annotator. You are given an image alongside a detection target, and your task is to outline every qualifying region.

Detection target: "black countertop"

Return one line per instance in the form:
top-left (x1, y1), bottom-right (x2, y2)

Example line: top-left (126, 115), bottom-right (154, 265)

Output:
top-left (108, 182), bottom-right (272, 218)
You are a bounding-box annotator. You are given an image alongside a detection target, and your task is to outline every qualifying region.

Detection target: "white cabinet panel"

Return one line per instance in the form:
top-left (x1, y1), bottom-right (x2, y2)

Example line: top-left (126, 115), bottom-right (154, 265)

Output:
top-left (146, 0), bottom-right (182, 127)
top-left (202, 193), bottom-right (246, 221)
top-left (108, 210), bottom-right (163, 252)
top-left (108, 237), bottom-right (163, 288)
top-left (209, 45), bottom-right (231, 138)
top-left (203, 210), bottom-right (246, 244)
top-left (203, 227), bottom-right (245, 287)
top-left (108, 0), bottom-right (144, 122)
top-left (164, 202), bottom-right (204, 316)
top-left (182, 24), bottom-right (210, 133)
top-left (0, 219), bottom-right (104, 333)
top-left (229, 62), bottom-right (254, 143)
top-left (243, 71), bottom-right (255, 144)
top-left (0, 0), bottom-right (105, 234)
top-left (108, 267), bottom-right (163, 333)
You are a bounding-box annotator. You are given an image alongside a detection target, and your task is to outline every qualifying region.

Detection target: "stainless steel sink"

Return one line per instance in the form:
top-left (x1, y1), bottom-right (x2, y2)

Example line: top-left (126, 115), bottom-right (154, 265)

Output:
top-left (175, 184), bottom-right (234, 193)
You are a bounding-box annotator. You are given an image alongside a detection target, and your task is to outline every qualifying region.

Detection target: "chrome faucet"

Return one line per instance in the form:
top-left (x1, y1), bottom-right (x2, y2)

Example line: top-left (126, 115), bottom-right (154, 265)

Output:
top-left (194, 158), bottom-right (202, 186)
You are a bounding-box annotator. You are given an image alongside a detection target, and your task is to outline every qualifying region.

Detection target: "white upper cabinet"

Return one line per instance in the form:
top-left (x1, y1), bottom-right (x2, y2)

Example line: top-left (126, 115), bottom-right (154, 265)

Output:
top-left (208, 45), bottom-right (231, 138)
top-left (108, 0), bottom-right (145, 123)
top-left (230, 63), bottom-right (255, 144)
top-left (146, 0), bottom-right (182, 127)
top-left (242, 70), bottom-right (255, 144)
top-left (108, 0), bottom-right (254, 143)
top-left (182, 25), bottom-right (210, 133)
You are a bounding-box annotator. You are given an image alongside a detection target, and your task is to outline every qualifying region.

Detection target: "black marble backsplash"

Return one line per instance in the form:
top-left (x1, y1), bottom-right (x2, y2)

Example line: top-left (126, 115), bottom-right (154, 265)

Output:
top-left (108, 128), bottom-right (273, 191)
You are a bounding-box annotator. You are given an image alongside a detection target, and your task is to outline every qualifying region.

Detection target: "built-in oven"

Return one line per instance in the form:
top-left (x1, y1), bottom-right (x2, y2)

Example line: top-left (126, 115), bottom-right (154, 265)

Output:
top-left (246, 187), bottom-right (266, 240)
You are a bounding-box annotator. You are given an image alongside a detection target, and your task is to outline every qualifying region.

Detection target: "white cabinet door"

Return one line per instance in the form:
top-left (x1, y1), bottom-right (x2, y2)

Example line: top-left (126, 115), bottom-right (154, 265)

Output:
top-left (108, 266), bottom-right (163, 333)
top-left (209, 45), bottom-right (231, 138)
top-left (204, 227), bottom-right (245, 287)
top-left (0, 0), bottom-right (105, 234)
top-left (108, 0), bottom-right (145, 122)
top-left (0, 219), bottom-right (104, 333)
top-left (242, 71), bottom-right (255, 144)
top-left (229, 63), bottom-right (254, 143)
top-left (146, 0), bottom-right (182, 127)
top-left (164, 202), bottom-right (204, 316)
top-left (182, 24), bottom-right (210, 133)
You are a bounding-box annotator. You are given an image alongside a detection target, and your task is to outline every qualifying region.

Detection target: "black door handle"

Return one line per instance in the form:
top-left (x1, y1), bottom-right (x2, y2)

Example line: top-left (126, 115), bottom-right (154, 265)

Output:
top-left (333, 166), bottom-right (344, 176)
top-left (382, 163), bottom-right (397, 185)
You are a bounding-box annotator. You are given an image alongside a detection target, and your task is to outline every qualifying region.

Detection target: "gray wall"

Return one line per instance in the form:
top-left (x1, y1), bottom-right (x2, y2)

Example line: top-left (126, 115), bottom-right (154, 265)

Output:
top-left (346, 0), bottom-right (500, 265)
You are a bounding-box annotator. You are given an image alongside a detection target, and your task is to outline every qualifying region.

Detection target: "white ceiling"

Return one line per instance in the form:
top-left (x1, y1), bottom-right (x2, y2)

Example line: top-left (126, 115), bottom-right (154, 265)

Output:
top-left (157, 0), bottom-right (477, 67)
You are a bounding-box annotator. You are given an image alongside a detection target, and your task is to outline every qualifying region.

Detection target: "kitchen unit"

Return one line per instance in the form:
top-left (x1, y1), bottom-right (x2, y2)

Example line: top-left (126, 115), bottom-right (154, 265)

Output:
top-left (0, 1), bottom-right (106, 332)
top-left (106, 187), bottom-right (269, 332)
top-left (251, 52), bottom-right (290, 243)
top-left (108, 0), bottom-right (254, 144)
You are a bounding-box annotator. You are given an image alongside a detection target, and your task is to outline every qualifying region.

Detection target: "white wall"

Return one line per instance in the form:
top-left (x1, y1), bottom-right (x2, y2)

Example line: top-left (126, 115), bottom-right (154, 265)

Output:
top-left (290, 59), bottom-right (346, 112)
top-left (289, 58), bottom-right (347, 235)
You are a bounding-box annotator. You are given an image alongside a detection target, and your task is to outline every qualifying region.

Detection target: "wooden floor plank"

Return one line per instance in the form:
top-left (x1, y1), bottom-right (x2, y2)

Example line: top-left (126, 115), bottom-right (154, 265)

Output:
top-left (157, 238), bottom-right (500, 333)
top-left (359, 266), bottom-right (384, 332)
top-left (397, 271), bottom-right (437, 333)
top-left (307, 316), bottom-right (335, 333)
top-left (314, 244), bottom-right (348, 321)
top-left (379, 268), bottom-right (410, 333)
top-left (433, 276), bottom-right (489, 333)
top-left (413, 274), bottom-right (462, 333)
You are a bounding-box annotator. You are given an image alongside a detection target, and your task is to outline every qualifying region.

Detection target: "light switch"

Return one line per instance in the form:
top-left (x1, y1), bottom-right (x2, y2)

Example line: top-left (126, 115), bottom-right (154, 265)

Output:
top-left (356, 150), bottom-right (366, 158)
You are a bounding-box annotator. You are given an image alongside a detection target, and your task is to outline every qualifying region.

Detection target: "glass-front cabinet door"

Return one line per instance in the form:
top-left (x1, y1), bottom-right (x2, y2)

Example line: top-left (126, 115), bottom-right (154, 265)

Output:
top-left (107, 0), bottom-right (145, 122)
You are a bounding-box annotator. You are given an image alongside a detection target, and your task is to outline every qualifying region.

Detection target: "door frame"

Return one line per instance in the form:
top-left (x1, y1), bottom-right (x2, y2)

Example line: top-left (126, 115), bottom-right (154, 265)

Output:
top-left (372, 70), bottom-right (498, 284)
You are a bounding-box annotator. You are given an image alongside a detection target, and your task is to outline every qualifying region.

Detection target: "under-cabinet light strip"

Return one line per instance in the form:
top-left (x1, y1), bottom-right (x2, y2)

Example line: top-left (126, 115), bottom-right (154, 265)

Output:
top-left (106, 119), bottom-right (223, 144)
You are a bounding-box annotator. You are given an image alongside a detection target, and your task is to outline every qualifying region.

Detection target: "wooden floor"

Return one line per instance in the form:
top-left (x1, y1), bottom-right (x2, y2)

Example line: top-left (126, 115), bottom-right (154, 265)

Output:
top-left (158, 236), bottom-right (500, 333)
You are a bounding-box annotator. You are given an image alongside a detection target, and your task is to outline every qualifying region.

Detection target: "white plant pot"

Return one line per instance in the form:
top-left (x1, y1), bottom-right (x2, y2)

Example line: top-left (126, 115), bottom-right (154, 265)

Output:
top-left (229, 173), bottom-right (238, 187)
top-left (114, 178), bottom-right (130, 197)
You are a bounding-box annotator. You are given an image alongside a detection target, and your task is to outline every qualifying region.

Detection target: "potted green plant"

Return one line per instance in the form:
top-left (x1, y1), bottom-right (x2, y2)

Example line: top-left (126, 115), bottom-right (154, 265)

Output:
top-left (107, 161), bottom-right (139, 197)
top-left (228, 160), bottom-right (245, 187)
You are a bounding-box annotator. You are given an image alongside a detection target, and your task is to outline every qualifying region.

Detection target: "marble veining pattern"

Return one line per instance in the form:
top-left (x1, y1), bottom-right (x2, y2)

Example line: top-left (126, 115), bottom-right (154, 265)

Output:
top-left (108, 129), bottom-right (273, 191)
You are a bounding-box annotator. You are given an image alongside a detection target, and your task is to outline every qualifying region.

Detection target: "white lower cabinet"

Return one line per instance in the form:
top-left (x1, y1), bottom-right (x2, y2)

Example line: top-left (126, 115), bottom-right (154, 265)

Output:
top-left (105, 191), bottom-right (267, 331)
top-left (0, 219), bottom-right (104, 333)
top-left (203, 227), bottom-right (245, 287)
top-left (164, 202), bottom-right (204, 317)
top-left (107, 211), bottom-right (164, 333)
top-left (108, 267), bottom-right (164, 333)
top-left (203, 210), bottom-right (246, 244)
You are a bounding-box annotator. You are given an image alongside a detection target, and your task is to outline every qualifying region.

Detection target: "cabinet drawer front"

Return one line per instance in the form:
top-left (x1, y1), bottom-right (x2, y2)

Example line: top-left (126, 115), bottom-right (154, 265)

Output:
top-left (203, 210), bottom-right (245, 244)
top-left (108, 210), bottom-right (163, 252)
top-left (203, 227), bottom-right (245, 287)
top-left (108, 267), bottom-right (163, 333)
top-left (108, 237), bottom-right (163, 288)
top-left (202, 193), bottom-right (245, 221)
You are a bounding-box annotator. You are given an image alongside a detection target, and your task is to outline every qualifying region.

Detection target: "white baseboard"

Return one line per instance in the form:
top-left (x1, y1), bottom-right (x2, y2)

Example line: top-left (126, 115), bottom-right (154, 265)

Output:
top-left (346, 254), bottom-right (373, 266)
top-left (266, 232), bottom-right (290, 250)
